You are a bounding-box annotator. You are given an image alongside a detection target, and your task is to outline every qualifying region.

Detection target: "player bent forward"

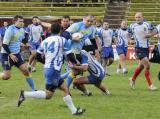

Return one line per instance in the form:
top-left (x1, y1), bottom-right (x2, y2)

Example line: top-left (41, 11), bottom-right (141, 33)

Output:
top-left (68, 50), bottom-right (111, 96)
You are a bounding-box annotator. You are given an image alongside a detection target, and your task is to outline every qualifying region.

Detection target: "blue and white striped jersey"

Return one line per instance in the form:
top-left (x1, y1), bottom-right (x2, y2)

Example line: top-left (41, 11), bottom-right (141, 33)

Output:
top-left (99, 28), bottom-right (114, 47)
top-left (37, 35), bottom-right (71, 70)
top-left (81, 50), bottom-right (105, 78)
top-left (27, 24), bottom-right (43, 43)
top-left (96, 26), bottom-right (103, 38)
top-left (156, 24), bottom-right (160, 53)
top-left (128, 21), bottom-right (154, 48)
top-left (114, 28), bottom-right (129, 47)
top-left (156, 24), bottom-right (160, 44)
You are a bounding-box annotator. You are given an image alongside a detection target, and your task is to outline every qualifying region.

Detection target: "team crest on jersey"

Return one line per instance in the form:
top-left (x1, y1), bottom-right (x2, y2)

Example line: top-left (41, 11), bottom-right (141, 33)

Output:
top-left (144, 27), bottom-right (147, 32)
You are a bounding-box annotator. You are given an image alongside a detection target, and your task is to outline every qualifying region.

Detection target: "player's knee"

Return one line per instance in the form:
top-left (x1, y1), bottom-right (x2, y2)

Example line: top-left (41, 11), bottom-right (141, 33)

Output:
top-left (62, 88), bottom-right (69, 95)
top-left (110, 59), bottom-right (114, 64)
top-left (73, 80), bottom-right (78, 86)
top-left (46, 91), bottom-right (54, 99)
top-left (108, 58), bottom-right (114, 66)
top-left (31, 51), bottom-right (37, 56)
top-left (23, 70), bottom-right (30, 76)
top-left (19, 64), bottom-right (30, 76)
top-left (3, 75), bottom-right (11, 80)
top-left (145, 65), bottom-right (150, 70)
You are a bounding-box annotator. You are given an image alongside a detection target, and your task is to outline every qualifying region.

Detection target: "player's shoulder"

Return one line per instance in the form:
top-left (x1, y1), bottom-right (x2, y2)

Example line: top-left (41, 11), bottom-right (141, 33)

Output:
top-left (60, 36), bottom-right (68, 43)
top-left (143, 21), bottom-right (151, 26)
top-left (156, 24), bottom-right (160, 28)
top-left (7, 25), bottom-right (15, 30)
top-left (109, 28), bottom-right (113, 32)
top-left (28, 24), bottom-right (34, 28)
top-left (129, 22), bottom-right (137, 28)
top-left (114, 28), bottom-right (120, 34)
top-left (46, 35), bottom-right (65, 42)
top-left (71, 21), bottom-right (83, 27)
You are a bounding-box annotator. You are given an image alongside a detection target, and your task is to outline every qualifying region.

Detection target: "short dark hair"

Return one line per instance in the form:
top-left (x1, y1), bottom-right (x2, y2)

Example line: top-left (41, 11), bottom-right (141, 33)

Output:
top-left (84, 14), bottom-right (94, 18)
top-left (51, 22), bottom-right (61, 34)
top-left (32, 16), bottom-right (39, 20)
top-left (62, 15), bottom-right (70, 20)
top-left (13, 15), bottom-right (23, 21)
top-left (96, 19), bottom-right (102, 23)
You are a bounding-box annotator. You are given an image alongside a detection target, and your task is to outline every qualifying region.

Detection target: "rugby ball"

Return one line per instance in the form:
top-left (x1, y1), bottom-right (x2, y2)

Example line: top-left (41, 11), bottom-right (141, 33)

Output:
top-left (72, 32), bottom-right (83, 41)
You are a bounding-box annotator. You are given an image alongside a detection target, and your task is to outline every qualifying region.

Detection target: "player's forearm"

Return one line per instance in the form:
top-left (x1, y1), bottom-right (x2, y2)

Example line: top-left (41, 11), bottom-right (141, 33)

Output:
top-left (41, 22), bottom-right (51, 28)
top-left (36, 52), bottom-right (45, 64)
top-left (2, 44), bottom-right (11, 54)
top-left (72, 65), bottom-right (88, 71)
top-left (145, 31), bottom-right (157, 38)
top-left (66, 53), bottom-right (78, 64)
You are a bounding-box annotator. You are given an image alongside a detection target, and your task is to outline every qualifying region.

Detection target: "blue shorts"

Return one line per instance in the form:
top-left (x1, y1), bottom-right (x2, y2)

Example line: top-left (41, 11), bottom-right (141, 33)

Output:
top-left (29, 42), bottom-right (40, 51)
top-left (116, 46), bottom-right (128, 56)
top-left (158, 44), bottom-right (160, 54)
top-left (101, 46), bottom-right (114, 58)
top-left (44, 68), bottom-right (63, 91)
top-left (0, 53), bottom-right (1, 61)
top-left (135, 47), bottom-right (149, 60)
top-left (1, 53), bottom-right (24, 70)
top-left (87, 73), bottom-right (105, 84)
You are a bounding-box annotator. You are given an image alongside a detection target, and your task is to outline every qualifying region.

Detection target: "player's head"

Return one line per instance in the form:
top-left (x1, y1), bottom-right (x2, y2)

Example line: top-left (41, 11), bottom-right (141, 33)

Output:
top-left (51, 22), bottom-right (61, 34)
top-left (32, 16), bottom-right (39, 25)
top-left (3, 21), bottom-right (8, 27)
top-left (13, 15), bottom-right (24, 28)
top-left (121, 20), bottom-right (128, 30)
top-left (135, 12), bottom-right (144, 24)
top-left (83, 14), bottom-right (94, 27)
top-left (103, 21), bottom-right (109, 30)
top-left (95, 19), bottom-right (102, 27)
top-left (61, 15), bottom-right (70, 28)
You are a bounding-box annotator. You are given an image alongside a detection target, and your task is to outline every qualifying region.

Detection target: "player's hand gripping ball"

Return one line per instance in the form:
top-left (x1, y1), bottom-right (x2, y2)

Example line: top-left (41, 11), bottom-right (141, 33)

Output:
top-left (72, 32), bottom-right (83, 41)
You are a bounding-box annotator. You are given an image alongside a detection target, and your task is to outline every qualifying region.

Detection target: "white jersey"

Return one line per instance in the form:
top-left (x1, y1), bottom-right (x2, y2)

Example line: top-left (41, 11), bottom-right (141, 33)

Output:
top-left (81, 50), bottom-right (105, 78)
top-left (115, 28), bottom-right (129, 47)
top-left (156, 24), bottom-right (160, 45)
top-left (96, 26), bottom-right (103, 37)
top-left (128, 21), bottom-right (154, 48)
top-left (37, 35), bottom-right (71, 71)
top-left (100, 29), bottom-right (114, 47)
top-left (28, 24), bottom-right (43, 43)
top-left (96, 26), bottom-right (103, 47)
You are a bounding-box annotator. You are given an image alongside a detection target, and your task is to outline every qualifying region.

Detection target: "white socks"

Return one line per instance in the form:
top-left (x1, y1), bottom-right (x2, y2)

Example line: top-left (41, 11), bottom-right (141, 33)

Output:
top-left (117, 68), bottom-right (127, 73)
top-left (63, 95), bottom-right (77, 114)
top-left (122, 68), bottom-right (127, 73)
top-left (24, 90), bottom-right (46, 99)
top-left (117, 68), bottom-right (121, 74)
top-left (0, 72), bottom-right (3, 80)
top-left (23, 91), bottom-right (77, 114)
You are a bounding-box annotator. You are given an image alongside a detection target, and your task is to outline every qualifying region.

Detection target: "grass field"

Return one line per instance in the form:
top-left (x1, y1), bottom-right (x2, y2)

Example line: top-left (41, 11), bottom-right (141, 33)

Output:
top-left (0, 61), bottom-right (160, 119)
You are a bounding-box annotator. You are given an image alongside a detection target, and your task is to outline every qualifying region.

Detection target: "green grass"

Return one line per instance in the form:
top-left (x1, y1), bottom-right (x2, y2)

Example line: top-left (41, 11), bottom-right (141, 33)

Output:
top-left (0, 61), bottom-right (160, 119)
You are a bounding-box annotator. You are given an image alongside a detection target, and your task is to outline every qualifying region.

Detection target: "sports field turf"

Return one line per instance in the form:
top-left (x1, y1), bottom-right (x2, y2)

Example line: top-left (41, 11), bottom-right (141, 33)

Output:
top-left (0, 61), bottom-right (160, 119)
